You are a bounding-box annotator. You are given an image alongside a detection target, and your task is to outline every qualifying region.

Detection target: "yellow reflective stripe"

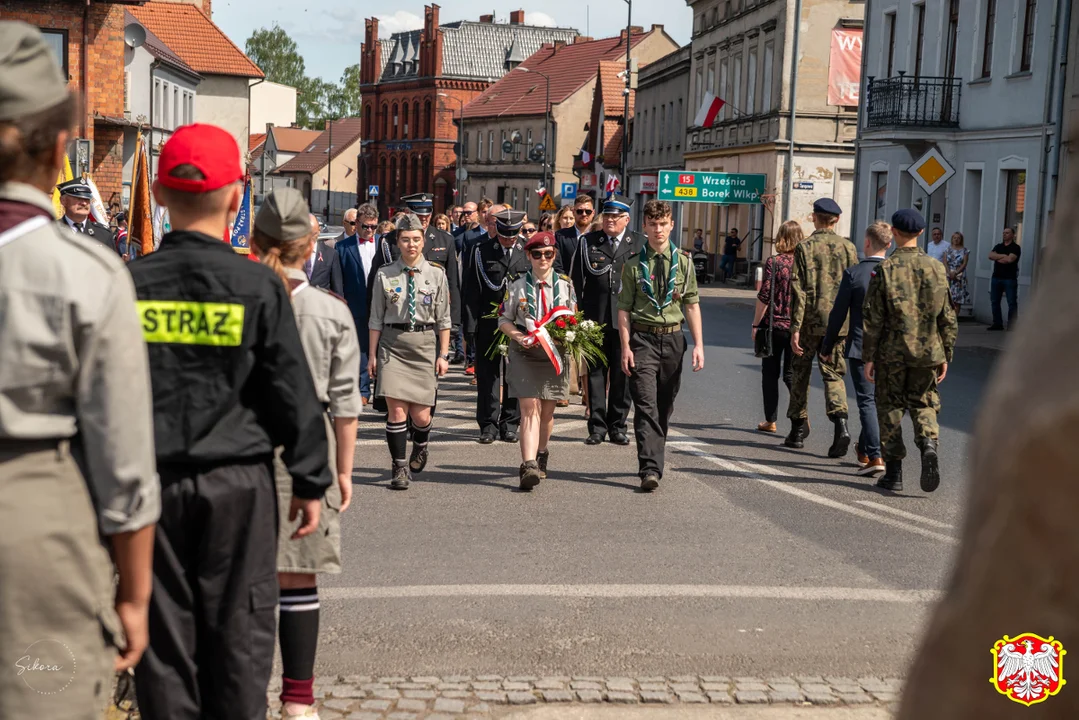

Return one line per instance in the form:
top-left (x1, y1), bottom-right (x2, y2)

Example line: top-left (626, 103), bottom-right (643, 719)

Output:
top-left (137, 301), bottom-right (245, 346)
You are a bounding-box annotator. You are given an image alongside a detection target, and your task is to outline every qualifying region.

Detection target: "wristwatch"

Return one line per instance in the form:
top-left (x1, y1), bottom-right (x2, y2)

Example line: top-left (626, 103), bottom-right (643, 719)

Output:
top-left (440, 352), bottom-right (452, 360)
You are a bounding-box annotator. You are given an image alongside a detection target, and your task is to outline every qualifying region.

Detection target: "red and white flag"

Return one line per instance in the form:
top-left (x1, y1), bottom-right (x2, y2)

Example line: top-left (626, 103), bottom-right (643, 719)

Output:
top-left (605, 174), bottom-right (620, 194)
top-left (580, 145), bottom-right (592, 165)
top-left (693, 91), bottom-right (725, 128)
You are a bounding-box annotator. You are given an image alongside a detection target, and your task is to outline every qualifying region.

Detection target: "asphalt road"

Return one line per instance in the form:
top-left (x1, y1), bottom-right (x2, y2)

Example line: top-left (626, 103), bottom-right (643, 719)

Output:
top-left (316, 294), bottom-right (993, 679)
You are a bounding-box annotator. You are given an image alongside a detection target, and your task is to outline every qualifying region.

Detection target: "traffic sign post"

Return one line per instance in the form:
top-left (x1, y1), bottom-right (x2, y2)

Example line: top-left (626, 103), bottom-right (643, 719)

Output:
top-left (539, 193), bottom-right (558, 212)
top-left (657, 170), bottom-right (766, 205)
top-left (368, 185), bottom-right (379, 198)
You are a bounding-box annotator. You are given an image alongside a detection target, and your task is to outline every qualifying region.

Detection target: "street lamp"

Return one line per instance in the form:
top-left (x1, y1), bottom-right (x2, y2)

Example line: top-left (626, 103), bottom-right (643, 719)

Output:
top-left (620, 0), bottom-right (632, 194)
top-left (516, 66), bottom-right (551, 201)
top-left (438, 92), bottom-right (465, 200)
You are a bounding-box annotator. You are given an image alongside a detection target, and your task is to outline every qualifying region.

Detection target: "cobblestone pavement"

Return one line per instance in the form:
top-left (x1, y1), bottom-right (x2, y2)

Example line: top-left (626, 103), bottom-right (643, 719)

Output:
top-left (264, 675), bottom-right (903, 719)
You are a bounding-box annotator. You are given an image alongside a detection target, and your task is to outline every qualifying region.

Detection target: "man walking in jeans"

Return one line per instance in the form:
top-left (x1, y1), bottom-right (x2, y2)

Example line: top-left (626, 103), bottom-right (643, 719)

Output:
top-left (820, 221), bottom-right (892, 476)
top-left (987, 227), bottom-right (1021, 330)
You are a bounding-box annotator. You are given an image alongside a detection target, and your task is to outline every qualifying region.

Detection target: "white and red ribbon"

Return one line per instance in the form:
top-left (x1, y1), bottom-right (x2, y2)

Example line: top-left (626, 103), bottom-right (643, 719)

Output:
top-left (520, 305), bottom-right (574, 374)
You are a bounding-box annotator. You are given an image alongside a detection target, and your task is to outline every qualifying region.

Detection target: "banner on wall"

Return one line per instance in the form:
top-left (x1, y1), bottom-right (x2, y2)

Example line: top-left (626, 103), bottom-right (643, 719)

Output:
top-left (828, 29), bottom-right (863, 106)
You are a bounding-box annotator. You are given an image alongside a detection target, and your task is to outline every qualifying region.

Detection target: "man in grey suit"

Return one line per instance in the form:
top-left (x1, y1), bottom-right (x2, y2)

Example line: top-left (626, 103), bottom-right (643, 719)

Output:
top-left (819, 220), bottom-right (892, 476)
top-left (326, 207), bottom-right (357, 249)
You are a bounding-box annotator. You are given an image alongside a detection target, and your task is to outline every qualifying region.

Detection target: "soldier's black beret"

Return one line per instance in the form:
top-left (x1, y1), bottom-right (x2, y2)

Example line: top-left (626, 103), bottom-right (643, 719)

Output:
top-left (891, 209), bottom-right (926, 233)
top-left (812, 198), bottom-right (842, 215)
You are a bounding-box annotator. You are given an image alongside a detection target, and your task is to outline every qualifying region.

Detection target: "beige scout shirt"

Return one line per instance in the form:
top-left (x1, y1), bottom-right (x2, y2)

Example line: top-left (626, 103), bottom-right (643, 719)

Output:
top-left (0, 182), bottom-right (159, 535)
top-left (286, 268), bottom-right (362, 417)
top-left (499, 272), bottom-right (577, 328)
top-left (369, 258), bottom-right (452, 331)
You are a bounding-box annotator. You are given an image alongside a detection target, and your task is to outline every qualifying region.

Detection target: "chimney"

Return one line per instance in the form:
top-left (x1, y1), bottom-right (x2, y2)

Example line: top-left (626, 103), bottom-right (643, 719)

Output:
top-left (509, 10), bottom-right (524, 24)
top-left (552, 40), bottom-right (567, 53)
top-left (202, 0), bottom-right (212, 17)
top-left (651, 24), bottom-right (664, 33)
top-left (619, 25), bottom-right (645, 39)
top-left (479, 13), bottom-right (494, 23)
top-left (573, 35), bottom-right (594, 43)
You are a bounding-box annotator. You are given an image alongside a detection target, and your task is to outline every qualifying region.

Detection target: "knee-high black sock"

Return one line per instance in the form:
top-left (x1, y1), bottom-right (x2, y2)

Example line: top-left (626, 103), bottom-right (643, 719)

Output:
top-left (411, 419), bottom-right (432, 448)
top-left (279, 586), bottom-right (320, 705)
top-left (386, 420), bottom-right (408, 465)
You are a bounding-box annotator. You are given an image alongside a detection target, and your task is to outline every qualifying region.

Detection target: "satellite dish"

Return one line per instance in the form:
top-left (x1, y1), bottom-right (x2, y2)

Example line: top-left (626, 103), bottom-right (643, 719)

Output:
top-left (124, 23), bottom-right (146, 49)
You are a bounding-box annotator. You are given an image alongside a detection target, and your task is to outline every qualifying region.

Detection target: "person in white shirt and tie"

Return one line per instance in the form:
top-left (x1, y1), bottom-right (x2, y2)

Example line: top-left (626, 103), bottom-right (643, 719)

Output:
top-left (336, 203), bottom-right (380, 405)
top-left (56, 178), bottom-right (117, 252)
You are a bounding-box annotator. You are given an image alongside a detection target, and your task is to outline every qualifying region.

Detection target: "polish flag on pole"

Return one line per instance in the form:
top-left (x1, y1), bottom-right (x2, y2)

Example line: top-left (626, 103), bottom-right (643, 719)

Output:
top-left (605, 173), bottom-right (620, 195)
top-left (693, 91), bottom-right (726, 128)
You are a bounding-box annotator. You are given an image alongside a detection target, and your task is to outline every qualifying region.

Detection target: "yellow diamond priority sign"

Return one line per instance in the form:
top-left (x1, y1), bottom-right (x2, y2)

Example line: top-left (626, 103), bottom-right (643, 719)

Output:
top-left (908, 147), bottom-right (955, 195)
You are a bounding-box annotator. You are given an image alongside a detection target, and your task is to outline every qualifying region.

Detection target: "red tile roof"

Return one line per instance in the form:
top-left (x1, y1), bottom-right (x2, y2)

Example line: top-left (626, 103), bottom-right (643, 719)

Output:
top-left (578, 61), bottom-right (636, 170)
top-left (272, 127), bottom-right (323, 154)
top-left (249, 133), bottom-right (267, 152)
top-left (275, 119), bottom-right (364, 175)
top-left (128, 3), bottom-right (263, 78)
top-left (461, 32), bottom-right (652, 119)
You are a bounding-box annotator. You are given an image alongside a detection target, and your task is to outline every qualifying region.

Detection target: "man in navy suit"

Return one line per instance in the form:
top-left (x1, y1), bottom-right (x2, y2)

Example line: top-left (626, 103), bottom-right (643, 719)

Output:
top-left (335, 203), bottom-right (380, 406)
top-left (820, 221), bottom-right (893, 477)
top-left (554, 193), bottom-right (595, 275)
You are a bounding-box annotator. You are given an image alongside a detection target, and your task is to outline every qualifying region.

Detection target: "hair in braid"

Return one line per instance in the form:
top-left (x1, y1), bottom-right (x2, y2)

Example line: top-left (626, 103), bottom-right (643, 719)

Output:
top-left (251, 226), bottom-right (311, 293)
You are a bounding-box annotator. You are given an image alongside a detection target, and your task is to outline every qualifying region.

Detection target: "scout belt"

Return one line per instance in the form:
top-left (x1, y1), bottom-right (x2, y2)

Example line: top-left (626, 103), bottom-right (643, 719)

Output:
top-left (385, 323), bottom-right (435, 332)
top-left (632, 322), bottom-right (682, 335)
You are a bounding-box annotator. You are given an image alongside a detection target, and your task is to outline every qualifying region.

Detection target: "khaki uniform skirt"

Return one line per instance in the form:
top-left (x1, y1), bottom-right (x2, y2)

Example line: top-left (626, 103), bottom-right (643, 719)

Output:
top-left (276, 413), bottom-right (341, 574)
top-left (376, 326), bottom-right (438, 406)
top-left (507, 340), bottom-right (570, 401)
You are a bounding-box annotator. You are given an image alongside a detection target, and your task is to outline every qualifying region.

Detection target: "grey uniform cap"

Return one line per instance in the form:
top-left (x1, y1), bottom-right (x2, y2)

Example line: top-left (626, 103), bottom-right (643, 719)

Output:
top-left (254, 187), bottom-right (312, 242)
top-left (0, 22), bottom-right (70, 121)
top-left (395, 212), bottom-right (424, 232)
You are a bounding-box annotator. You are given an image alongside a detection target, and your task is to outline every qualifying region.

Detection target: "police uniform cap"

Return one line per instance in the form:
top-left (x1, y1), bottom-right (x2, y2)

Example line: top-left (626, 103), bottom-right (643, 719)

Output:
top-left (254, 187), bottom-right (312, 242)
top-left (0, 22), bottom-right (70, 121)
top-left (601, 194), bottom-right (633, 215)
top-left (401, 192), bottom-right (434, 216)
top-left (812, 198), bottom-right (842, 216)
top-left (891, 208), bottom-right (926, 234)
top-left (57, 179), bottom-right (94, 199)
top-left (524, 231), bottom-right (557, 251)
top-left (494, 209), bottom-right (527, 238)
top-left (395, 212), bottom-right (424, 232)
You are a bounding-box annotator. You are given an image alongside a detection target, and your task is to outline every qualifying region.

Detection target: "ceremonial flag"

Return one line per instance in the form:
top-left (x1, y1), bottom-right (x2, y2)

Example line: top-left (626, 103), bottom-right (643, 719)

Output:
top-left (605, 174), bottom-right (620, 195)
top-left (230, 177), bottom-right (252, 254)
top-left (693, 91), bottom-right (725, 128)
top-left (129, 133), bottom-right (155, 256)
top-left (51, 154), bottom-right (73, 219)
top-left (83, 175), bottom-right (109, 226)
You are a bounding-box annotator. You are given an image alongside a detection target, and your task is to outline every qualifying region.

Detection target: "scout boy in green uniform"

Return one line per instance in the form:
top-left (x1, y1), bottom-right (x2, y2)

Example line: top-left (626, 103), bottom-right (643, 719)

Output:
top-left (617, 199), bottom-right (705, 491)
top-left (862, 209), bottom-right (958, 493)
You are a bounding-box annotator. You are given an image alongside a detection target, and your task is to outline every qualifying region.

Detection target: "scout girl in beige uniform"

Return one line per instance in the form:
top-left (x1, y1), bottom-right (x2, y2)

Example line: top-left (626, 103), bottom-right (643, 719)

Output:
top-left (251, 189), bottom-right (361, 720)
top-left (369, 213), bottom-right (452, 490)
top-left (499, 231), bottom-right (578, 490)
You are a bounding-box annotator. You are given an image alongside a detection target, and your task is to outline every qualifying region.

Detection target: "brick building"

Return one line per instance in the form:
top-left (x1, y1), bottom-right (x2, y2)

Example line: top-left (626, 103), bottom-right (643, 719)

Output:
top-left (359, 5), bottom-right (578, 216)
top-left (2, 0), bottom-right (138, 207)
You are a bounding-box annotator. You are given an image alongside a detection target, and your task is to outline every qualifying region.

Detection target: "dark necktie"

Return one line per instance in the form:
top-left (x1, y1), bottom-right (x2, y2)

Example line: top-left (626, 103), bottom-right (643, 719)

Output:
top-left (654, 252), bottom-right (668, 292)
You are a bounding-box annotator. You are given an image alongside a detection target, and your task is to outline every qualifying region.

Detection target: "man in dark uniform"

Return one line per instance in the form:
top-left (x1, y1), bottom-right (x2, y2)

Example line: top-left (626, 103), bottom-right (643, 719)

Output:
top-left (366, 192), bottom-right (461, 413)
top-left (569, 194), bottom-right (645, 445)
top-left (554, 192), bottom-right (595, 274)
top-left (57, 178), bottom-right (116, 251)
top-left (127, 124), bottom-right (331, 720)
top-left (463, 208), bottom-right (531, 443)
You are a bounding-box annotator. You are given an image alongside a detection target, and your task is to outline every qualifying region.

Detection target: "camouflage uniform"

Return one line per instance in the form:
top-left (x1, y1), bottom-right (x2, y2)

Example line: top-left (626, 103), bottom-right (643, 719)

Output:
top-left (787, 228), bottom-right (859, 420)
top-left (862, 247), bottom-right (958, 461)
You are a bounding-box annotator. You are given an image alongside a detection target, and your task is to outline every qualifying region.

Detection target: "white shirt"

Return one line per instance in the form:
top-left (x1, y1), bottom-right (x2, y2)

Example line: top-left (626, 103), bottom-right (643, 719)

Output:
top-left (606, 228), bottom-right (627, 250)
top-left (349, 234), bottom-right (376, 279)
top-left (926, 239), bottom-right (949, 263)
top-left (64, 216), bottom-right (87, 233)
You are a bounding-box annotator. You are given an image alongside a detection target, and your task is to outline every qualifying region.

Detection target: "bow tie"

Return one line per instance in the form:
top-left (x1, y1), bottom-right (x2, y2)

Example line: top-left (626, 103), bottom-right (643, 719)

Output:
top-left (359, 236), bottom-right (372, 243)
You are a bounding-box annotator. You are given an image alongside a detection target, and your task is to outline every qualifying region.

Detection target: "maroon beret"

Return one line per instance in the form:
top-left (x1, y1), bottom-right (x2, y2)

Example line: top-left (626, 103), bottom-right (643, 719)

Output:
top-left (524, 231), bottom-right (557, 251)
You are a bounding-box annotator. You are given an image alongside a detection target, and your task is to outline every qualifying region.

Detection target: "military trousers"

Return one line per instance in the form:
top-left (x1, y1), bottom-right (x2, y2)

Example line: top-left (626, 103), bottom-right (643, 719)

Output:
top-left (135, 459), bottom-right (278, 720)
top-left (474, 319), bottom-right (519, 436)
top-left (587, 326), bottom-right (632, 437)
top-left (628, 330), bottom-right (686, 478)
top-left (0, 441), bottom-right (118, 720)
top-left (874, 362), bottom-right (940, 462)
top-left (786, 333), bottom-right (849, 420)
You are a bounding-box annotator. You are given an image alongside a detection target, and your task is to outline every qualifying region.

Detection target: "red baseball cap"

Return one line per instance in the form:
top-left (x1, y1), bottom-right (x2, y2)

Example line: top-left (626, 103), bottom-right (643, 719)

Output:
top-left (157, 124), bottom-right (243, 193)
top-left (524, 231), bottom-right (557, 252)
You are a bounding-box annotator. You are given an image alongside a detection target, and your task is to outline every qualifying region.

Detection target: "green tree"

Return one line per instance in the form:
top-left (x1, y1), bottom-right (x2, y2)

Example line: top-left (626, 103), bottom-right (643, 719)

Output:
top-left (245, 25), bottom-right (306, 88)
top-left (334, 64), bottom-right (363, 118)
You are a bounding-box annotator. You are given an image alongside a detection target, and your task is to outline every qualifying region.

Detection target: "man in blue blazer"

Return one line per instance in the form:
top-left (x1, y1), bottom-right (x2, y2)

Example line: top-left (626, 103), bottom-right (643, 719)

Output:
top-left (820, 221), bottom-right (893, 476)
top-left (335, 203), bottom-right (380, 406)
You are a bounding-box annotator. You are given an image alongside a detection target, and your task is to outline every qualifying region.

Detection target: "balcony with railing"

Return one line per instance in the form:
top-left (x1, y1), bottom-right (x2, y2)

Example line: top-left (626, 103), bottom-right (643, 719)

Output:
top-left (865, 73), bottom-right (962, 130)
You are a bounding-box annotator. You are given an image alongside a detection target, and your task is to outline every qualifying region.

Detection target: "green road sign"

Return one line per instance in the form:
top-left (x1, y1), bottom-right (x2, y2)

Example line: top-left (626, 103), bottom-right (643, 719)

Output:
top-left (657, 170), bottom-right (766, 204)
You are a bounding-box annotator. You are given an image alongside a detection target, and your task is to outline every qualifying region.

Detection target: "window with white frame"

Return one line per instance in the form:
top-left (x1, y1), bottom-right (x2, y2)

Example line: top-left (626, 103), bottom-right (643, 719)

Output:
top-left (488, 130), bottom-right (494, 161)
top-left (980, 0), bottom-right (997, 78)
top-left (719, 57), bottom-right (729, 119)
top-left (1004, 170), bottom-right (1026, 245)
top-left (173, 87), bottom-right (179, 130)
top-left (747, 48), bottom-right (758, 113)
top-left (762, 41), bottom-right (774, 111)
top-left (732, 53), bottom-right (743, 116)
top-left (477, 130), bottom-right (483, 160)
top-left (872, 171), bottom-right (888, 221)
top-left (884, 12), bottom-right (897, 78)
top-left (695, 64), bottom-right (704, 110)
top-left (501, 129), bottom-right (507, 160)
top-left (1019, 0), bottom-right (1036, 72)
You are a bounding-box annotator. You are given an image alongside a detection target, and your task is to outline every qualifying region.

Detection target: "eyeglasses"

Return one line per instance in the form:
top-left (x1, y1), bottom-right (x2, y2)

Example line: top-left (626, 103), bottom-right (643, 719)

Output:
top-left (361, 223), bottom-right (378, 230)
top-left (522, 227), bottom-right (537, 234)
top-left (575, 208), bottom-right (594, 216)
top-left (530, 250), bottom-right (556, 260)
top-left (343, 220), bottom-right (356, 226)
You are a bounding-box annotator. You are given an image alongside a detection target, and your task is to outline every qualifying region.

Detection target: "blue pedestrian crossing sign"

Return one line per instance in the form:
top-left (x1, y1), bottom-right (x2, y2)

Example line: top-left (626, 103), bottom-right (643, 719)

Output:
top-left (368, 185), bottom-right (379, 198)
top-left (561, 182), bottom-right (578, 201)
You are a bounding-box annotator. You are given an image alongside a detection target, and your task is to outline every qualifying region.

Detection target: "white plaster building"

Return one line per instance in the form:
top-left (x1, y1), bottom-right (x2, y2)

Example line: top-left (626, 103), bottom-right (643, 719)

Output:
top-left (854, 0), bottom-right (1071, 321)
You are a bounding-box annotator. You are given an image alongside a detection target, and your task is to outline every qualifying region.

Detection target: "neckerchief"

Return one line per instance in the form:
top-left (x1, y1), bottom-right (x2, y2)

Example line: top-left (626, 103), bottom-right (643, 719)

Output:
top-left (638, 242), bottom-right (679, 310)
top-left (525, 270), bottom-right (562, 320)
